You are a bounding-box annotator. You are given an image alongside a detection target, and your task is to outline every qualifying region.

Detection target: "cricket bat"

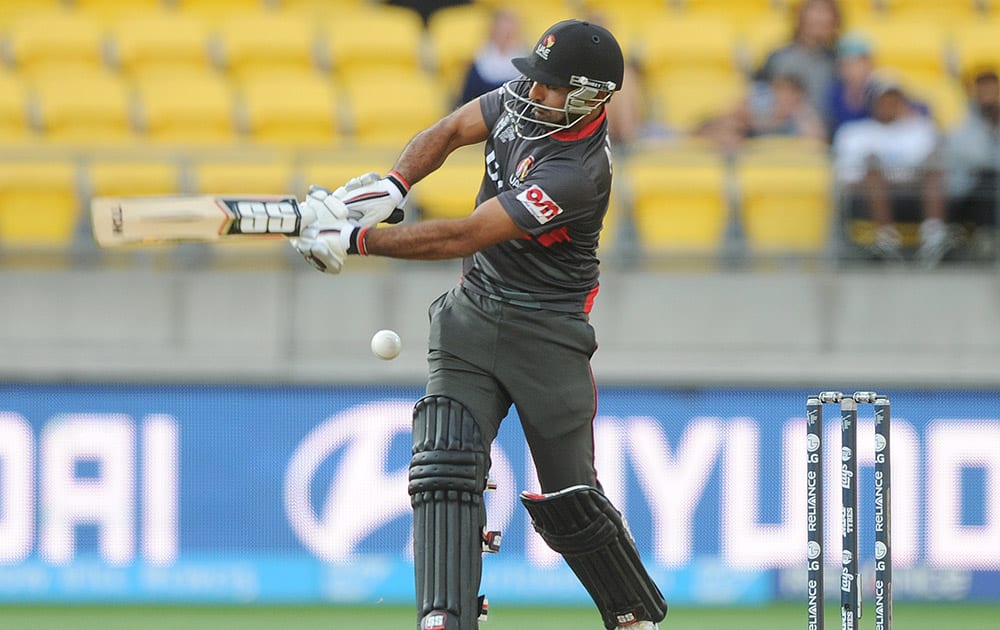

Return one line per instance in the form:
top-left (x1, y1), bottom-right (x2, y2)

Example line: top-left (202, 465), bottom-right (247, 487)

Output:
top-left (90, 194), bottom-right (403, 247)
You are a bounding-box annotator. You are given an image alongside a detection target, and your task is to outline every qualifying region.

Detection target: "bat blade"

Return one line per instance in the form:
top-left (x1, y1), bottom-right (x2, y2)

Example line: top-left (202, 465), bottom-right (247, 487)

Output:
top-left (90, 194), bottom-right (312, 247)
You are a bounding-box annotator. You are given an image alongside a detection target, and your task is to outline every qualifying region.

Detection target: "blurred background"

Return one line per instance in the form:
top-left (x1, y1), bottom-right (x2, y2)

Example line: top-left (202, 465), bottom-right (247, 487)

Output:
top-left (1, 0), bottom-right (999, 625)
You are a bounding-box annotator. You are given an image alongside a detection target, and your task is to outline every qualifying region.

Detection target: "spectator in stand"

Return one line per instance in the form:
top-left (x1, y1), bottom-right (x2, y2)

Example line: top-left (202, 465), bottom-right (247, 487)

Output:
top-left (742, 72), bottom-right (826, 141)
top-left (828, 31), bottom-right (876, 138)
top-left (694, 72), bottom-right (825, 157)
top-left (945, 69), bottom-right (1000, 259)
top-left (833, 78), bottom-right (952, 265)
top-left (457, 8), bottom-right (527, 105)
top-left (827, 31), bottom-right (933, 140)
top-left (756, 0), bottom-right (842, 126)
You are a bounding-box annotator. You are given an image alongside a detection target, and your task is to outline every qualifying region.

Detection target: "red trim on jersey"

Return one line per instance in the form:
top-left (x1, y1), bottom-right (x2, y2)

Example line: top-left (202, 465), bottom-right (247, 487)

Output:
top-left (535, 226), bottom-right (571, 247)
top-left (583, 284), bottom-right (599, 314)
top-left (552, 110), bottom-right (607, 142)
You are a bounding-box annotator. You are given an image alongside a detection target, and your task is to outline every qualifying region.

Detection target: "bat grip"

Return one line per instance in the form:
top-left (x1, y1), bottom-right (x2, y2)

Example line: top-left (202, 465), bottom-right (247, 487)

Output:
top-left (384, 208), bottom-right (405, 224)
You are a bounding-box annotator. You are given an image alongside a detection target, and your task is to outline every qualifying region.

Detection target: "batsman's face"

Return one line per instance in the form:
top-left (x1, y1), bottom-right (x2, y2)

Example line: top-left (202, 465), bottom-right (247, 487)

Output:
top-left (527, 82), bottom-right (570, 123)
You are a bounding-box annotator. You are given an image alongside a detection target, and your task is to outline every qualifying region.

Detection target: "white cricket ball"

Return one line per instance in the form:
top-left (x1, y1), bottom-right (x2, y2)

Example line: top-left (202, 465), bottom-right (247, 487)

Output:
top-left (370, 329), bottom-right (402, 360)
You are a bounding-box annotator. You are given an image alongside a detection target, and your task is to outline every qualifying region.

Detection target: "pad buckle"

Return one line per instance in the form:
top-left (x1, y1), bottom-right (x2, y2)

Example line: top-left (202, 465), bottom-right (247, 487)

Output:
top-left (478, 595), bottom-right (489, 621)
top-left (482, 529), bottom-right (502, 553)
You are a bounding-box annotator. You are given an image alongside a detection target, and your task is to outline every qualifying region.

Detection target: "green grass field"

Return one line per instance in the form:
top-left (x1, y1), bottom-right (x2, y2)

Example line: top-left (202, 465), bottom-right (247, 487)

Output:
top-left (1, 603), bottom-right (998, 629)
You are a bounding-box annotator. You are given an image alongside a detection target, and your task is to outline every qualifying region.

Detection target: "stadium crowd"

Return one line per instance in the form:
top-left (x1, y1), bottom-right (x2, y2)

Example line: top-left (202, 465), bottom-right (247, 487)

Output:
top-left (0, 0), bottom-right (997, 266)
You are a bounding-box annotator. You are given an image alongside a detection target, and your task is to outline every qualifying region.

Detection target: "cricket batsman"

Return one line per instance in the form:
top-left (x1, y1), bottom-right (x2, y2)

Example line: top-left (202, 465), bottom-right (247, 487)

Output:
top-left (291, 18), bottom-right (669, 630)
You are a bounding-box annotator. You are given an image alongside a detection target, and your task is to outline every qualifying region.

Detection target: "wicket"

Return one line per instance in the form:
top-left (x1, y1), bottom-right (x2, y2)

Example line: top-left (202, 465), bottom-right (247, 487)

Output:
top-left (806, 391), bottom-right (892, 630)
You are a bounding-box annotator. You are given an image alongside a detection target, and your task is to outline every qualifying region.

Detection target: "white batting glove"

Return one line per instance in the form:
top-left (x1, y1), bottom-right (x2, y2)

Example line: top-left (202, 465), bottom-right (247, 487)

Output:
top-left (290, 220), bottom-right (366, 275)
top-left (332, 170), bottom-right (410, 227)
top-left (299, 184), bottom-right (350, 228)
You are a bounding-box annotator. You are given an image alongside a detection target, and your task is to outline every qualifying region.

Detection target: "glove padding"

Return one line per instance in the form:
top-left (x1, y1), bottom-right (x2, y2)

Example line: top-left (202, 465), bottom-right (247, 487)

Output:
top-left (290, 221), bottom-right (358, 275)
top-left (299, 184), bottom-right (350, 225)
top-left (333, 171), bottom-right (409, 227)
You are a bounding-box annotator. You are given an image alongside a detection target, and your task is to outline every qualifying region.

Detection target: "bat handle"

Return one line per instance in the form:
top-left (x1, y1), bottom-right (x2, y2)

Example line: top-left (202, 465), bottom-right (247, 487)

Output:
top-left (384, 208), bottom-right (405, 224)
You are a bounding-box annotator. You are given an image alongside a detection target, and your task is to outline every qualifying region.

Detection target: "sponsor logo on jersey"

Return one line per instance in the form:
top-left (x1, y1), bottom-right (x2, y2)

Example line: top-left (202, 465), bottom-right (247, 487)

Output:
top-left (535, 33), bottom-right (556, 60)
top-left (515, 156), bottom-right (534, 182)
top-left (516, 185), bottom-right (563, 224)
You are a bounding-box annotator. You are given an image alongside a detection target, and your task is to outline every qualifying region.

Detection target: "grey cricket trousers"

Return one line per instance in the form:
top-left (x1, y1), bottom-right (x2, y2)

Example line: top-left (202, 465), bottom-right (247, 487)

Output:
top-left (424, 285), bottom-right (600, 493)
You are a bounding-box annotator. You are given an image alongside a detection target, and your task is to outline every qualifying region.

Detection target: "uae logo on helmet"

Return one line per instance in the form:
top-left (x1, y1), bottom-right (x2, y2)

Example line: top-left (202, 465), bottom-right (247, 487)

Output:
top-left (536, 33), bottom-right (556, 60)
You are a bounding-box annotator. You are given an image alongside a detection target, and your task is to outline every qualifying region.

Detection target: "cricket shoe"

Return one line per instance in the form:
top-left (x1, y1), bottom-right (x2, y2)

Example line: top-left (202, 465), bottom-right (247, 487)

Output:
top-left (615, 622), bottom-right (658, 630)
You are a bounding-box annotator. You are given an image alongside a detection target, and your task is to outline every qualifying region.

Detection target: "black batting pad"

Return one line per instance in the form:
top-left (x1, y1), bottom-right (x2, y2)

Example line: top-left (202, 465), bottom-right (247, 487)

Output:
top-left (410, 396), bottom-right (489, 630)
top-left (521, 485), bottom-right (668, 630)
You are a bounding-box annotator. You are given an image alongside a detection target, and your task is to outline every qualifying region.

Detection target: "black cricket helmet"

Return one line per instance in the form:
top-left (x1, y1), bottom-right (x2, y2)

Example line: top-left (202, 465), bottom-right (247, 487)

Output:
top-left (503, 19), bottom-right (624, 139)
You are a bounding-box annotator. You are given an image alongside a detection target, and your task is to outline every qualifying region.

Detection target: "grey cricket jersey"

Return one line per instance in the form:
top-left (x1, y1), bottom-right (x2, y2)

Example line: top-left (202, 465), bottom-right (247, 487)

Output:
top-left (461, 83), bottom-right (614, 313)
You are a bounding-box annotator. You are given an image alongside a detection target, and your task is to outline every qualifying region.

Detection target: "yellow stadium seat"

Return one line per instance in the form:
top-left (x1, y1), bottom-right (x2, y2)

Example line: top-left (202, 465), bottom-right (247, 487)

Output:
top-left (480, 0), bottom-right (574, 24)
top-left (738, 12), bottom-right (792, 72)
top-left (735, 144), bottom-right (833, 255)
top-left (413, 143), bottom-right (485, 219)
top-left (278, 0), bottom-right (369, 19)
top-left (238, 71), bottom-right (339, 146)
top-left (109, 11), bottom-right (213, 77)
top-left (31, 69), bottom-right (136, 144)
top-left (0, 161), bottom-right (79, 249)
top-left (952, 19), bottom-right (1000, 80)
top-left (637, 14), bottom-right (739, 81)
top-left (901, 75), bottom-right (967, 131)
top-left (217, 11), bottom-right (318, 79)
top-left (739, 135), bottom-right (828, 155)
top-left (298, 149), bottom-right (401, 197)
top-left (880, 0), bottom-right (980, 29)
top-left (427, 4), bottom-right (492, 97)
top-left (849, 19), bottom-right (949, 83)
top-left (88, 160), bottom-right (181, 198)
top-left (0, 72), bottom-right (31, 143)
top-left (135, 71), bottom-right (237, 145)
top-left (73, 0), bottom-right (163, 25)
top-left (648, 70), bottom-right (747, 133)
top-left (0, 0), bottom-right (61, 30)
top-left (576, 1), bottom-right (667, 57)
top-left (598, 189), bottom-right (624, 254)
top-left (626, 142), bottom-right (730, 254)
top-left (172, 0), bottom-right (267, 25)
top-left (341, 70), bottom-right (447, 146)
top-left (6, 10), bottom-right (106, 78)
top-left (679, 0), bottom-right (780, 30)
top-left (192, 160), bottom-right (295, 194)
top-left (513, 4), bottom-right (578, 47)
top-left (433, 1), bottom-right (573, 69)
top-left (580, 0), bottom-right (666, 15)
top-left (323, 6), bottom-right (424, 80)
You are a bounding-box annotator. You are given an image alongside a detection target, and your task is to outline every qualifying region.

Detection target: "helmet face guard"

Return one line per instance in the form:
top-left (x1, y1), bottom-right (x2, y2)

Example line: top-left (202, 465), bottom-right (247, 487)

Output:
top-left (502, 74), bottom-right (616, 140)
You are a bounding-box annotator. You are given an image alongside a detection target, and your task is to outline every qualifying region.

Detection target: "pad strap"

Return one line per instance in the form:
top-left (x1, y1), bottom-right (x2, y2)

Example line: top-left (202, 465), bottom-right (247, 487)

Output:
top-left (521, 485), bottom-right (668, 629)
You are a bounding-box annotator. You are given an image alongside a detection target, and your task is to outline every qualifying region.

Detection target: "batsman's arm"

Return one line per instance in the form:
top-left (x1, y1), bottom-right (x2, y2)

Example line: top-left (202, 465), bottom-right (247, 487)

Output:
top-left (361, 198), bottom-right (525, 260)
top-left (391, 97), bottom-right (491, 186)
